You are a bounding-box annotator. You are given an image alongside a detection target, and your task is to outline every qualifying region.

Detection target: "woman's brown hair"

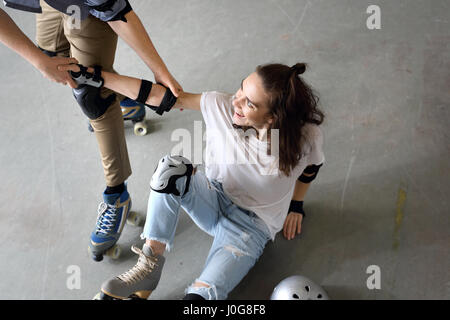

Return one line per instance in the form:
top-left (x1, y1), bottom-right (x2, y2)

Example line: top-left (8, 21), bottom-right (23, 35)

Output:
top-left (256, 63), bottom-right (325, 176)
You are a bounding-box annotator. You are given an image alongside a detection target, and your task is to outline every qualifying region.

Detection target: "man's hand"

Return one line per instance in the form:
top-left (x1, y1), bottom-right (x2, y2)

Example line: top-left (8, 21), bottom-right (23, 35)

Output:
top-left (154, 70), bottom-right (183, 98)
top-left (57, 63), bottom-right (81, 73)
top-left (283, 212), bottom-right (303, 240)
top-left (36, 55), bottom-right (79, 88)
top-left (0, 8), bottom-right (79, 88)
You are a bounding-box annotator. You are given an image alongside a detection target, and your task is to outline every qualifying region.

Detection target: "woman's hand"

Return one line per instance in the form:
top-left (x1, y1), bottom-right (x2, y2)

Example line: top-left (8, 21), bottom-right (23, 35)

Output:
top-left (283, 212), bottom-right (303, 240)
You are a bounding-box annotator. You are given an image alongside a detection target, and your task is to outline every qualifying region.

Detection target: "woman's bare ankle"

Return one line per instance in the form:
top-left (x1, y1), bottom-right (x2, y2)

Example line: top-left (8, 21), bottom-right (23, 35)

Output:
top-left (145, 239), bottom-right (166, 256)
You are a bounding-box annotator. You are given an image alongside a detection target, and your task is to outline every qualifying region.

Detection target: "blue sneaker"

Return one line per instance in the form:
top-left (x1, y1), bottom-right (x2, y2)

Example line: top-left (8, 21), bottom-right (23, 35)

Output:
top-left (121, 98), bottom-right (148, 136)
top-left (89, 186), bottom-right (132, 262)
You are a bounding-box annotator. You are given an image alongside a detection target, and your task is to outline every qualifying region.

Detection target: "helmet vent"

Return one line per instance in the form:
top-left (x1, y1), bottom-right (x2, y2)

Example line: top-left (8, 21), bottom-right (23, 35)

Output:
top-left (317, 294), bottom-right (322, 299)
top-left (292, 294), bottom-right (300, 299)
top-left (305, 286), bottom-right (310, 292)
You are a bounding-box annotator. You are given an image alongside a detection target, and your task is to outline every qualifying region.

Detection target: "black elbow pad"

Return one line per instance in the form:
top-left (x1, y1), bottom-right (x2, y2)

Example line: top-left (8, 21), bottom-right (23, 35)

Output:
top-left (135, 80), bottom-right (177, 116)
top-left (298, 163), bottom-right (323, 183)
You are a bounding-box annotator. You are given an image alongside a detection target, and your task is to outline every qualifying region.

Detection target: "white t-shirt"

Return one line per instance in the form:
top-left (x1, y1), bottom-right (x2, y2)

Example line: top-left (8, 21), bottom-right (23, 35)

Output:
top-left (200, 91), bottom-right (325, 240)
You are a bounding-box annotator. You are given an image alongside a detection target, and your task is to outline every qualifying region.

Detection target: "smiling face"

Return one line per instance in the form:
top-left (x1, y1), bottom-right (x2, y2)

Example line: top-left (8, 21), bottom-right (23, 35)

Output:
top-left (231, 72), bottom-right (273, 130)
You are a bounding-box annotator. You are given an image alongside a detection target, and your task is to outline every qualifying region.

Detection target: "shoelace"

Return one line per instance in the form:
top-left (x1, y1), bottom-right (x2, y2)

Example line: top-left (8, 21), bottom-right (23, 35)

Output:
top-left (118, 246), bottom-right (158, 285)
top-left (95, 202), bottom-right (118, 235)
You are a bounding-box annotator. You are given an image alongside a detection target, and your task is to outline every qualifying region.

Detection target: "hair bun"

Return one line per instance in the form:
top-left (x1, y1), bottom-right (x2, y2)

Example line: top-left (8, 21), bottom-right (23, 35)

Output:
top-left (291, 63), bottom-right (306, 75)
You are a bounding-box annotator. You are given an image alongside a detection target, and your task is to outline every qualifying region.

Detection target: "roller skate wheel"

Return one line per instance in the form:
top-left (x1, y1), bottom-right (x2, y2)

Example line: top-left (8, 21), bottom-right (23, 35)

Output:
top-left (88, 246), bottom-right (103, 262)
top-left (134, 122), bottom-right (148, 136)
top-left (127, 211), bottom-right (142, 226)
top-left (105, 244), bottom-right (121, 260)
top-left (93, 292), bottom-right (116, 300)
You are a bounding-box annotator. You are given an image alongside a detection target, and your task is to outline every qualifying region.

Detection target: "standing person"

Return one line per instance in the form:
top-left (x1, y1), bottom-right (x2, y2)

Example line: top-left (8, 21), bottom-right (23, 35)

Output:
top-left (2, 0), bottom-right (183, 261)
top-left (61, 61), bottom-right (325, 300)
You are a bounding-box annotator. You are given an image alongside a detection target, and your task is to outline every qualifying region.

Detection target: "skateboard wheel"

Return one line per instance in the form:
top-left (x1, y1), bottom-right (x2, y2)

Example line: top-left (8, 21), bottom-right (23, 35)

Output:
top-left (134, 122), bottom-right (148, 136)
top-left (127, 211), bottom-right (142, 226)
top-left (105, 244), bottom-right (121, 260)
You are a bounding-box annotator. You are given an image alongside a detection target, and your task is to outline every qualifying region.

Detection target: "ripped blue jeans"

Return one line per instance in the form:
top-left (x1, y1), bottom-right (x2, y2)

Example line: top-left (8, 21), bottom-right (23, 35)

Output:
top-left (141, 168), bottom-right (271, 300)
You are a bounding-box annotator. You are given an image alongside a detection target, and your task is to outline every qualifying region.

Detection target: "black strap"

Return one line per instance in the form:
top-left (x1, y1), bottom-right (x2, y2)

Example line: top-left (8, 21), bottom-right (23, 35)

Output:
top-left (289, 200), bottom-right (305, 217)
top-left (70, 64), bottom-right (85, 80)
top-left (135, 80), bottom-right (177, 115)
top-left (183, 164), bottom-right (194, 196)
top-left (154, 85), bottom-right (177, 115)
top-left (303, 163), bottom-right (323, 174)
top-left (136, 79), bottom-right (153, 104)
top-left (298, 172), bottom-right (318, 183)
top-left (92, 65), bottom-right (103, 83)
top-left (298, 163), bottom-right (323, 183)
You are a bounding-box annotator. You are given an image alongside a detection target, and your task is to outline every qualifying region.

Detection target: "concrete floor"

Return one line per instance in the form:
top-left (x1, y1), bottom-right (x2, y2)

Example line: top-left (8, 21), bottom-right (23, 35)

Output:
top-left (0, 0), bottom-right (449, 300)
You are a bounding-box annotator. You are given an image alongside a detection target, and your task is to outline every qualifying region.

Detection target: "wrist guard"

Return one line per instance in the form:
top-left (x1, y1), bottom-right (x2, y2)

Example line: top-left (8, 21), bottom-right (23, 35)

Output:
top-left (70, 64), bottom-right (104, 88)
top-left (289, 200), bottom-right (305, 217)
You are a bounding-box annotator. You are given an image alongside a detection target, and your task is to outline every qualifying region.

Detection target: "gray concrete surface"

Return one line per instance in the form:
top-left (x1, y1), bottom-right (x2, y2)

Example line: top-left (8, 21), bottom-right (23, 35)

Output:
top-left (0, 0), bottom-right (449, 300)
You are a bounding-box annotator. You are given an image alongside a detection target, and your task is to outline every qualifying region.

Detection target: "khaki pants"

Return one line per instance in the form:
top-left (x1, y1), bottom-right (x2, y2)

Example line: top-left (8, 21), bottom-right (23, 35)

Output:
top-left (36, 1), bottom-right (132, 187)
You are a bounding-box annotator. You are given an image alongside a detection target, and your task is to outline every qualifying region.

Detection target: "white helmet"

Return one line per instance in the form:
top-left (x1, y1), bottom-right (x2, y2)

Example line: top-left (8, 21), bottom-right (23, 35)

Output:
top-left (270, 275), bottom-right (329, 300)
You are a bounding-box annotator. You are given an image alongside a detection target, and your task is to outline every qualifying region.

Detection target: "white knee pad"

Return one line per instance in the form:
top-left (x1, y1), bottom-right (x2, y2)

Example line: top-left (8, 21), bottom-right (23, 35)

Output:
top-left (150, 155), bottom-right (193, 196)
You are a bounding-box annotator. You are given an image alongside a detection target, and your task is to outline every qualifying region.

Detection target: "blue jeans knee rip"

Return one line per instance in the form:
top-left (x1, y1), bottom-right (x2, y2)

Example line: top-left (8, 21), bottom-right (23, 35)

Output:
top-left (224, 231), bottom-right (252, 258)
top-left (224, 245), bottom-right (248, 257)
